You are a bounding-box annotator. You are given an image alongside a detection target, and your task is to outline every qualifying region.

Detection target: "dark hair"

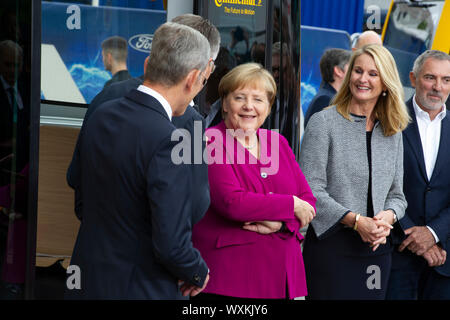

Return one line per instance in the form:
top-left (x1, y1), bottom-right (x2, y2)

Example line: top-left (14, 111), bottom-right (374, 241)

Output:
top-left (319, 48), bottom-right (351, 83)
top-left (101, 36), bottom-right (128, 63)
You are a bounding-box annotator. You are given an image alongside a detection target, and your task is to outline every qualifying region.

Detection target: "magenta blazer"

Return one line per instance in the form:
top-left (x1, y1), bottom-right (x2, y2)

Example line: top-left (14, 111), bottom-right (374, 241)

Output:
top-left (192, 121), bottom-right (316, 299)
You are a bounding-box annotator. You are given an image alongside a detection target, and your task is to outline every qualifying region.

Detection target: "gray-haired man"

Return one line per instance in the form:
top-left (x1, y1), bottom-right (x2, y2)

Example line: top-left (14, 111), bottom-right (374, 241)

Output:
top-left (387, 50), bottom-right (450, 300)
top-left (66, 22), bottom-right (212, 300)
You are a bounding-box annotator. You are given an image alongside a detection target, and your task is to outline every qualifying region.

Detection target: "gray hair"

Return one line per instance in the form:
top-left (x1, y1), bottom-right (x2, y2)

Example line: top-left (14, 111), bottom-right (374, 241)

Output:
top-left (171, 14), bottom-right (220, 60)
top-left (0, 40), bottom-right (23, 60)
top-left (320, 48), bottom-right (351, 83)
top-left (101, 36), bottom-right (128, 63)
top-left (413, 50), bottom-right (450, 76)
top-left (145, 22), bottom-right (210, 86)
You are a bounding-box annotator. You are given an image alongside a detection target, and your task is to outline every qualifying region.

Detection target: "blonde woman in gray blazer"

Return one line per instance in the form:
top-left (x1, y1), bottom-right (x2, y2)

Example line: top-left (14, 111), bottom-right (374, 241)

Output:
top-left (299, 45), bottom-right (410, 300)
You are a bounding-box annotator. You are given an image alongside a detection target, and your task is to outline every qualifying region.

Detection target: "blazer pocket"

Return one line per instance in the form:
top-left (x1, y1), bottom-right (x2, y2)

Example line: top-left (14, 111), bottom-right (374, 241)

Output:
top-left (215, 231), bottom-right (258, 248)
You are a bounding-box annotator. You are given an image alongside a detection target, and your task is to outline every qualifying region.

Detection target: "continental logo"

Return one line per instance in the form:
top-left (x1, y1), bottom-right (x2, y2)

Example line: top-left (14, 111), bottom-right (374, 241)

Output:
top-left (215, 0), bottom-right (262, 7)
top-left (129, 34), bottom-right (153, 53)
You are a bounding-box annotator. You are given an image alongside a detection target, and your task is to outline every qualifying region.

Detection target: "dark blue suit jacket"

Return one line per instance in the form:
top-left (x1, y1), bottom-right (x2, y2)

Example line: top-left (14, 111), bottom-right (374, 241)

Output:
top-left (67, 77), bottom-right (144, 219)
top-left (304, 82), bottom-right (336, 129)
top-left (68, 76), bottom-right (210, 222)
top-left (393, 98), bottom-right (450, 276)
top-left (66, 89), bottom-right (208, 299)
top-left (85, 76), bottom-right (144, 125)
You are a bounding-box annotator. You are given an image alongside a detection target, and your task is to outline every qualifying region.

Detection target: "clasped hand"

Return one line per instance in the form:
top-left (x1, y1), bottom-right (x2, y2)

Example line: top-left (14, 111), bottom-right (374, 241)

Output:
top-left (398, 226), bottom-right (446, 266)
top-left (356, 210), bottom-right (394, 251)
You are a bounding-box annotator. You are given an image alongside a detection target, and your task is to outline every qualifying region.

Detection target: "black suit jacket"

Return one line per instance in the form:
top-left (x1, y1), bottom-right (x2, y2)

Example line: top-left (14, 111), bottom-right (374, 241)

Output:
top-left (66, 89), bottom-right (208, 299)
top-left (102, 70), bottom-right (132, 89)
top-left (392, 98), bottom-right (450, 276)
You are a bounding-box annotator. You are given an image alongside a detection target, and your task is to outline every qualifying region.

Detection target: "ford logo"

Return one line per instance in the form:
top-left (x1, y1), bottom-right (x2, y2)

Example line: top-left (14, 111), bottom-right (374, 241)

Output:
top-left (129, 34), bottom-right (153, 53)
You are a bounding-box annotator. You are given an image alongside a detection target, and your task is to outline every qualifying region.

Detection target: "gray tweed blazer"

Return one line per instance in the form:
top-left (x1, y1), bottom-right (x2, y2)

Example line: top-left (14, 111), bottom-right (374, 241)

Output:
top-left (299, 106), bottom-right (407, 238)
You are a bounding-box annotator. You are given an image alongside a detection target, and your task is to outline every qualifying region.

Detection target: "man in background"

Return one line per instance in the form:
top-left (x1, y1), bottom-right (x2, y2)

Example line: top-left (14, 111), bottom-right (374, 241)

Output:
top-left (304, 48), bottom-right (351, 128)
top-left (101, 36), bottom-right (132, 88)
top-left (352, 30), bottom-right (382, 50)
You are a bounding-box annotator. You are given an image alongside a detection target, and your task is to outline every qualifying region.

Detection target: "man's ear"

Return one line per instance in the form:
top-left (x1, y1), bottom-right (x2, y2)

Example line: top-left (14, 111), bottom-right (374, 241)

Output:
top-left (409, 71), bottom-right (416, 88)
top-left (104, 52), bottom-right (113, 68)
top-left (334, 66), bottom-right (345, 80)
top-left (143, 56), bottom-right (150, 74)
top-left (184, 68), bottom-right (202, 92)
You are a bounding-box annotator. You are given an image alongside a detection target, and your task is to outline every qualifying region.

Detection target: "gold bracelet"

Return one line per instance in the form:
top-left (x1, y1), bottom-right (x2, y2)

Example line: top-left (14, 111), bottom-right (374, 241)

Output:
top-left (353, 213), bottom-right (361, 231)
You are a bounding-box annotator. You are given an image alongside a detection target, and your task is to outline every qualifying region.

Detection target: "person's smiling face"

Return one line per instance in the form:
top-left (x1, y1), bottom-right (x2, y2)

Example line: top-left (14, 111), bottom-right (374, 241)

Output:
top-left (223, 85), bottom-right (270, 132)
top-left (349, 53), bottom-right (385, 105)
top-left (410, 57), bottom-right (450, 112)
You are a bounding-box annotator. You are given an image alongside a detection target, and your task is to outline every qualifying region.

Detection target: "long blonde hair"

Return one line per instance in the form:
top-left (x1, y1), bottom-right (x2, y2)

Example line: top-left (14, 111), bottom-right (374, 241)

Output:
top-left (331, 44), bottom-right (410, 136)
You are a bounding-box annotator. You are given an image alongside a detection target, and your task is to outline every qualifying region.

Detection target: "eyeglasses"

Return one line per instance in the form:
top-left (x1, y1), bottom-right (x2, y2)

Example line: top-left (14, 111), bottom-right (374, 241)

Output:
top-left (197, 71), bottom-right (208, 87)
top-left (201, 74), bottom-right (208, 86)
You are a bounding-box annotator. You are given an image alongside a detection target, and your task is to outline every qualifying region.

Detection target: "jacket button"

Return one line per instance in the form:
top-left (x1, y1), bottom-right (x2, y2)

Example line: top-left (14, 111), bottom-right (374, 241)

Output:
top-left (426, 187), bottom-right (432, 192)
top-left (261, 172), bottom-right (268, 179)
top-left (193, 275), bottom-right (200, 282)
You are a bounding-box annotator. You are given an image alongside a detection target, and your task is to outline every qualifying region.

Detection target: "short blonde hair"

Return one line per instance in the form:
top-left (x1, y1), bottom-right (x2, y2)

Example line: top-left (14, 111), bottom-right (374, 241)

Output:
top-left (332, 44), bottom-right (410, 136)
top-left (219, 63), bottom-right (277, 118)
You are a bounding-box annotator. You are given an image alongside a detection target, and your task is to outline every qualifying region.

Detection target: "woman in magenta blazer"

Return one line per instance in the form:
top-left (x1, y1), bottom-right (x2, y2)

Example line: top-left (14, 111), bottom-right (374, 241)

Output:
top-left (192, 63), bottom-right (316, 299)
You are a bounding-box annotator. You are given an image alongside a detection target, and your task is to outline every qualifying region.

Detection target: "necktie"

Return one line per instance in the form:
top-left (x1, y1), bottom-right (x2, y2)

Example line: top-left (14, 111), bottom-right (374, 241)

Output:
top-left (6, 87), bottom-right (16, 109)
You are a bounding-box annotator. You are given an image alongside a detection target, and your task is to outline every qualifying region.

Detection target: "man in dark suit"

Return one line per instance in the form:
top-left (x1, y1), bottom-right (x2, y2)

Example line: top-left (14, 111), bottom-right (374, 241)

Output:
top-left (304, 48), bottom-right (351, 128)
top-left (387, 50), bottom-right (450, 300)
top-left (67, 14), bottom-right (220, 221)
top-left (66, 22), bottom-right (213, 299)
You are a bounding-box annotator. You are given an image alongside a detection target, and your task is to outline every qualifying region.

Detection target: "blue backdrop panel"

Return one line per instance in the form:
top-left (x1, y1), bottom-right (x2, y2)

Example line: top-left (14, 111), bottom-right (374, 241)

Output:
top-left (301, 0), bottom-right (365, 35)
top-left (42, 1), bottom-right (166, 104)
top-left (301, 26), bottom-right (351, 115)
top-left (99, 0), bottom-right (164, 10)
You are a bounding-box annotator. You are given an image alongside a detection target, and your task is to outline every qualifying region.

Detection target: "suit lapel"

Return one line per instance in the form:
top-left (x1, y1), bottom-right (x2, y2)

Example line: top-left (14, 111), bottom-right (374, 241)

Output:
top-left (125, 89), bottom-right (171, 121)
top-left (430, 114), bottom-right (450, 182)
top-left (404, 99), bottom-right (428, 182)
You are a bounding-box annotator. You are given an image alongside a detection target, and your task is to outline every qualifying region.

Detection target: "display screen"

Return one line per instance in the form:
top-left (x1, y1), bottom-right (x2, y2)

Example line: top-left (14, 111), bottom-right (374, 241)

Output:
top-left (41, 1), bottom-right (166, 106)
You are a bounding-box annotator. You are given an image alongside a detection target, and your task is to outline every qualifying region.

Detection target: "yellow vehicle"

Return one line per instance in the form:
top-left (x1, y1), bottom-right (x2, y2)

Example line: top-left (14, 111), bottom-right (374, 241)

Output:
top-left (381, 0), bottom-right (449, 99)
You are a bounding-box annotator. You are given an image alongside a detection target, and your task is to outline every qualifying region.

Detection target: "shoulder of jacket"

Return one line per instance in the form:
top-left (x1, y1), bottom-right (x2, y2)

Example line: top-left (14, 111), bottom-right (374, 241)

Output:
top-left (308, 105), bottom-right (340, 126)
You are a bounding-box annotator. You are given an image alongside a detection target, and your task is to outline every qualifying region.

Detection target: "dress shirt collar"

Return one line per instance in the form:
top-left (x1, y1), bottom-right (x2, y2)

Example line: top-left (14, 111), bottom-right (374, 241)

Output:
top-left (137, 84), bottom-right (172, 121)
top-left (412, 94), bottom-right (447, 122)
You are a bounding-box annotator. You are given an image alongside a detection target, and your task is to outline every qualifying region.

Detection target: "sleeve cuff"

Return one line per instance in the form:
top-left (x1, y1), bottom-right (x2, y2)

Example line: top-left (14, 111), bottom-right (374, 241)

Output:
top-left (426, 226), bottom-right (440, 244)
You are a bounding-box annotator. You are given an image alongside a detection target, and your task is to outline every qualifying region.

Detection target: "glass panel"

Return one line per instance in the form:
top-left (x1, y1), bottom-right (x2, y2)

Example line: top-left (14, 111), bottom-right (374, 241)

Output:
top-left (0, 0), bottom-right (33, 300)
top-left (201, 0), bottom-right (268, 116)
top-left (266, 0), bottom-right (301, 154)
top-left (36, 0), bottom-right (166, 299)
top-left (41, 0), bottom-right (166, 106)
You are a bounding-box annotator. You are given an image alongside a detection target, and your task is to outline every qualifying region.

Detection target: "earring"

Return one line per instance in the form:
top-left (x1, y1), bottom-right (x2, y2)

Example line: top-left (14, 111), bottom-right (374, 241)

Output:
top-left (382, 91), bottom-right (387, 97)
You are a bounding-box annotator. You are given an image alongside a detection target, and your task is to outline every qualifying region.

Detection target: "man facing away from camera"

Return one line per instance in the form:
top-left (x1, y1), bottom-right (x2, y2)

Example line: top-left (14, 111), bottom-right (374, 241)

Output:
top-left (65, 22), bottom-right (213, 300)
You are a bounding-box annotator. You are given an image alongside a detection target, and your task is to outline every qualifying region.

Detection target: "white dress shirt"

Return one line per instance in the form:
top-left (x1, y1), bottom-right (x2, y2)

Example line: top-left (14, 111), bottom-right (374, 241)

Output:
top-left (137, 85), bottom-right (172, 121)
top-left (413, 94), bottom-right (447, 243)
